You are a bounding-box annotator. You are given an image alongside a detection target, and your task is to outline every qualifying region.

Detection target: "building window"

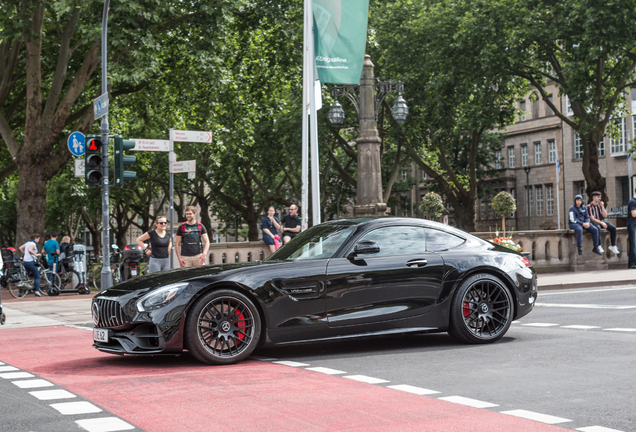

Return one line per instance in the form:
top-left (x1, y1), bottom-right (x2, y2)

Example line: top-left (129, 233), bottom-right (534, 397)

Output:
top-left (401, 170), bottom-right (408, 180)
top-left (546, 95), bottom-right (554, 116)
top-left (536, 185), bottom-right (543, 216)
top-left (566, 96), bottom-right (573, 116)
top-left (534, 142), bottom-right (542, 165)
top-left (546, 185), bottom-right (554, 216)
top-left (521, 144), bottom-right (528, 166)
top-left (548, 140), bottom-right (557, 163)
top-left (495, 150), bottom-right (502, 169)
top-left (421, 170), bottom-right (427, 180)
top-left (574, 134), bottom-right (583, 160)
top-left (508, 147), bottom-right (515, 168)
top-left (480, 199), bottom-right (485, 220)
top-left (520, 101), bottom-right (527, 121)
top-left (510, 188), bottom-right (516, 217)
top-left (574, 181), bottom-right (586, 200)
top-left (610, 117), bottom-right (627, 155)
top-left (599, 135), bottom-right (605, 157)
top-left (526, 186), bottom-right (532, 217)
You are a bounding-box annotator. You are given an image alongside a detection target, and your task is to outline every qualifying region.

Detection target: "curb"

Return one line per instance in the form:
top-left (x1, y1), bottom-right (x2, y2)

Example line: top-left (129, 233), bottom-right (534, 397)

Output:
top-left (539, 279), bottom-right (636, 291)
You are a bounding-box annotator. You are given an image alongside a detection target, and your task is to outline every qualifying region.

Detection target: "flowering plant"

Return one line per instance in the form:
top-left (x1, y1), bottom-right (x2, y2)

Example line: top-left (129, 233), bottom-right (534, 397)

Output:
top-left (491, 231), bottom-right (524, 252)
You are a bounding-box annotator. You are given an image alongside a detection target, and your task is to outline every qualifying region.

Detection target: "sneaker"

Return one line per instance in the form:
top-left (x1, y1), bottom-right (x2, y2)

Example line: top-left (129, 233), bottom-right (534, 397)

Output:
top-left (592, 247), bottom-right (602, 256)
top-left (597, 245), bottom-right (604, 254)
top-left (609, 245), bottom-right (620, 254)
top-left (578, 248), bottom-right (583, 255)
top-left (34, 291), bottom-right (42, 297)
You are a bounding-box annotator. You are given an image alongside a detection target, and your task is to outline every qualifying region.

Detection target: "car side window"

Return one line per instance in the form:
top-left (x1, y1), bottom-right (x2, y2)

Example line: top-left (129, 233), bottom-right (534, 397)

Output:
top-left (356, 226), bottom-right (427, 256)
top-left (425, 228), bottom-right (465, 251)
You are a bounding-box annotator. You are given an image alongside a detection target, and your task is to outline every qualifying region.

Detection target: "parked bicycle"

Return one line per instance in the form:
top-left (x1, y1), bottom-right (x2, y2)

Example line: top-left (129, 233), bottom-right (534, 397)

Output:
top-left (6, 258), bottom-right (61, 299)
top-left (88, 245), bottom-right (123, 290)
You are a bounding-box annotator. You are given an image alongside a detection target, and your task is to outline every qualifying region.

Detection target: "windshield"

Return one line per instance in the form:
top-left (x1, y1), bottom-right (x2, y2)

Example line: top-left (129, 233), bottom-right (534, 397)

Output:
top-left (267, 224), bottom-right (356, 261)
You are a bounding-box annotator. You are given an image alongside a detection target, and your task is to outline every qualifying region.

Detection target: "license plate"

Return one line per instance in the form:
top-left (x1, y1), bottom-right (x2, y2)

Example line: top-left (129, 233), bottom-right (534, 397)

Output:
top-left (131, 269), bottom-right (137, 276)
top-left (93, 328), bottom-right (109, 343)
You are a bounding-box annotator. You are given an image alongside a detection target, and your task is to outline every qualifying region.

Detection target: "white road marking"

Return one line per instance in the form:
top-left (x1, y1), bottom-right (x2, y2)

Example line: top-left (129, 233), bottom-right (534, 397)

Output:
top-left (438, 396), bottom-right (498, 408)
top-left (604, 328), bottom-right (636, 332)
top-left (305, 367), bottom-right (346, 375)
top-left (76, 417), bottom-right (135, 432)
top-left (577, 426), bottom-right (625, 432)
top-left (12, 379), bottom-right (54, 389)
top-left (343, 375), bottom-right (389, 384)
top-left (50, 401), bottom-right (103, 415)
top-left (536, 303), bottom-right (636, 309)
top-left (521, 323), bottom-right (559, 327)
top-left (561, 325), bottom-right (601, 330)
top-left (65, 324), bottom-right (93, 331)
top-left (0, 365), bottom-right (19, 372)
top-left (272, 361), bottom-right (310, 367)
top-left (539, 286), bottom-right (636, 296)
top-left (29, 389), bottom-right (77, 400)
top-left (0, 372), bottom-right (34, 379)
top-left (501, 409), bottom-right (572, 424)
top-left (388, 384), bottom-right (440, 395)
top-left (0, 361), bottom-right (5, 365)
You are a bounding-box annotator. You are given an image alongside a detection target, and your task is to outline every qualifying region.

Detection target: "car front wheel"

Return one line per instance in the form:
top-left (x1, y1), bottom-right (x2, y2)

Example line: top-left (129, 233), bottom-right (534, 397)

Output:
top-left (185, 289), bottom-right (261, 365)
top-left (449, 273), bottom-right (513, 344)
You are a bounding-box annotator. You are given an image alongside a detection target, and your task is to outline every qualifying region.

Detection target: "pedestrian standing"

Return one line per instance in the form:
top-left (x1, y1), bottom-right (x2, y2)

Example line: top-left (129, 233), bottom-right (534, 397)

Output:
top-left (588, 192), bottom-right (619, 254)
top-left (136, 216), bottom-right (172, 273)
top-left (261, 206), bottom-right (281, 253)
top-left (627, 188), bottom-right (636, 269)
top-left (19, 233), bottom-right (43, 297)
top-left (175, 206), bottom-right (210, 267)
top-left (43, 232), bottom-right (61, 274)
top-left (281, 204), bottom-right (302, 244)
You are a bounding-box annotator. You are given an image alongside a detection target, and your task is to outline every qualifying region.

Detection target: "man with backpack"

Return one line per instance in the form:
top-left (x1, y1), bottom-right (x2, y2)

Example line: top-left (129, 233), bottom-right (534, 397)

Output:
top-left (175, 206), bottom-right (210, 267)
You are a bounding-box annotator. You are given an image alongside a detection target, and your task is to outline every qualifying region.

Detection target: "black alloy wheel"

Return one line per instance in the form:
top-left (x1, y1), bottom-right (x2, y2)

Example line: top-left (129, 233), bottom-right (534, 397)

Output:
top-left (186, 289), bottom-right (261, 365)
top-left (449, 273), bottom-right (513, 344)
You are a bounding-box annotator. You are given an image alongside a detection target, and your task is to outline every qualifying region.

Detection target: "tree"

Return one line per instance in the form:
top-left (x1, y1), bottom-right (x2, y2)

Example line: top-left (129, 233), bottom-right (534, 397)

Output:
top-left (492, 191), bottom-right (516, 233)
top-left (440, 0), bottom-right (636, 204)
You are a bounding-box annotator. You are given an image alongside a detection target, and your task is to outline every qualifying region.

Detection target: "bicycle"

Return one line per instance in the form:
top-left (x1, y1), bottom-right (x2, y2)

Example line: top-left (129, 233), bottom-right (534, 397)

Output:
top-left (8, 259), bottom-right (61, 299)
top-left (89, 246), bottom-right (123, 290)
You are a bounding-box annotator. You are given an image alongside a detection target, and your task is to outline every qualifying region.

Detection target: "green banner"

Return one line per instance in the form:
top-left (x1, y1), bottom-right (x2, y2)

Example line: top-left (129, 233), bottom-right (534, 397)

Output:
top-left (313, 0), bottom-right (369, 84)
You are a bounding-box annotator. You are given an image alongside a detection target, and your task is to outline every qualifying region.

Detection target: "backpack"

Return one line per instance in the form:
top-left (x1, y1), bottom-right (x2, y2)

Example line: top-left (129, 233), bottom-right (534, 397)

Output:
top-left (181, 222), bottom-right (204, 250)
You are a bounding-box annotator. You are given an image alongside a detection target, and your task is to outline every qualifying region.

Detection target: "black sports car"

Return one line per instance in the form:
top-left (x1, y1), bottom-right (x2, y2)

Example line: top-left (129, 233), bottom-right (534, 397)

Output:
top-left (92, 217), bottom-right (537, 365)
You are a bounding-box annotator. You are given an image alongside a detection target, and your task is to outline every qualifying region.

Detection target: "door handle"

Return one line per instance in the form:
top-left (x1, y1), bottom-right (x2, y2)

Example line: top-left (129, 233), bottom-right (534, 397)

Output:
top-left (406, 259), bottom-right (428, 267)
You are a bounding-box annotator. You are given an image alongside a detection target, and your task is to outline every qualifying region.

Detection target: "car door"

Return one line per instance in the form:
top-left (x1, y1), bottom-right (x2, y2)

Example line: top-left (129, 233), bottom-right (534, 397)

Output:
top-left (325, 225), bottom-right (445, 328)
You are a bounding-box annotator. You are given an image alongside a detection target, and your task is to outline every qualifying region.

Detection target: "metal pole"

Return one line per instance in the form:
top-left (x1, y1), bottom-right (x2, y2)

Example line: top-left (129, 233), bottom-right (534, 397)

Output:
top-left (526, 168), bottom-right (531, 230)
top-left (300, 0), bottom-right (310, 231)
top-left (308, 1), bottom-right (321, 226)
top-left (169, 129), bottom-right (175, 269)
top-left (100, 0), bottom-right (112, 291)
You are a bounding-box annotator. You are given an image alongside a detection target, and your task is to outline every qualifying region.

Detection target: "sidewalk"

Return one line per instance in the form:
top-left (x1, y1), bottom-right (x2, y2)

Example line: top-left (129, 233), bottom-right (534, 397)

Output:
top-left (538, 268), bottom-right (636, 290)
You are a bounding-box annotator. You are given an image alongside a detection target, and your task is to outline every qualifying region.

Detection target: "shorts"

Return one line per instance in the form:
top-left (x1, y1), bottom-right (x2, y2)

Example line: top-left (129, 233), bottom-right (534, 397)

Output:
top-left (182, 254), bottom-right (202, 267)
top-left (263, 234), bottom-right (275, 246)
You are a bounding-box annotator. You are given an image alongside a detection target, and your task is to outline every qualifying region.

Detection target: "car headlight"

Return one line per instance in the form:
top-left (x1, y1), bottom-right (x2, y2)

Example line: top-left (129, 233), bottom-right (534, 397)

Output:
top-left (136, 283), bottom-right (189, 312)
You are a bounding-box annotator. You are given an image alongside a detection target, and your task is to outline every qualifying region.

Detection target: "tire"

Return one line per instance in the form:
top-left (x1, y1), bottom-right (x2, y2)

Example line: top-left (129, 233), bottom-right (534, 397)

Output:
top-left (91, 266), bottom-right (102, 290)
top-left (9, 281), bottom-right (28, 299)
top-left (40, 271), bottom-right (61, 296)
top-left (448, 273), bottom-right (513, 344)
top-left (62, 270), bottom-right (81, 291)
top-left (185, 289), bottom-right (261, 365)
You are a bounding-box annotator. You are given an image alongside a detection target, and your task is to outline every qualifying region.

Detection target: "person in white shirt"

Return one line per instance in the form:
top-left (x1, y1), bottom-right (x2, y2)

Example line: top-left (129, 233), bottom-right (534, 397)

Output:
top-left (19, 233), bottom-right (43, 297)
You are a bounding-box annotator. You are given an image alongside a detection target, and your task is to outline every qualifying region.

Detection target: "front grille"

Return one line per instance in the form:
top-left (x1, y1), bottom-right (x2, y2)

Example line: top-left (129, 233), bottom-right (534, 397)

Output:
top-left (94, 298), bottom-right (127, 328)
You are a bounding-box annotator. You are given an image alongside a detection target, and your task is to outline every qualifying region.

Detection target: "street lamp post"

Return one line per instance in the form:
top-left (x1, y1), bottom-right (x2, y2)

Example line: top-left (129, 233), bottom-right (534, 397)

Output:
top-left (524, 166), bottom-right (531, 230)
top-left (327, 55), bottom-right (408, 217)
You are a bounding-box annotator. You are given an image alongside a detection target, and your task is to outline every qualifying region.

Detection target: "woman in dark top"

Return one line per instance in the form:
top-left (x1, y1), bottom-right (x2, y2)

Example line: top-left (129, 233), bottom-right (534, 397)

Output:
top-left (261, 206), bottom-right (281, 253)
top-left (136, 216), bottom-right (172, 273)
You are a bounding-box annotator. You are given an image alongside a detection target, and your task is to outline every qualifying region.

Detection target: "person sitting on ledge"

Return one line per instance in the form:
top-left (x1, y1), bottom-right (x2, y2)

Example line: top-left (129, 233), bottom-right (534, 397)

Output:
top-left (569, 194), bottom-right (602, 256)
top-left (587, 191), bottom-right (619, 255)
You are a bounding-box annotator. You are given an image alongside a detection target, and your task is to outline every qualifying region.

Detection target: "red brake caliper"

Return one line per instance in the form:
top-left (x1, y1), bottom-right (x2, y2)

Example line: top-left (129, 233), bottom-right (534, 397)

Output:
top-left (235, 309), bottom-right (246, 344)
top-left (463, 302), bottom-right (471, 318)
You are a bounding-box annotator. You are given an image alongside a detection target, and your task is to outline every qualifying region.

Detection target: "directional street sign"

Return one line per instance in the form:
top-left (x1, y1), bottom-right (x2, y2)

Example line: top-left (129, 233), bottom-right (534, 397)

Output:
top-left (170, 160), bottom-right (196, 173)
top-left (67, 132), bottom-right (86, 157)
top-left (131, 139), bottom-right (170, 152)
top-left (74, 159), bottom-right (85, 177)
top-left (93, 92), bottom-right (109, 120)
top-left (172, 130), bottom-right (212, 143)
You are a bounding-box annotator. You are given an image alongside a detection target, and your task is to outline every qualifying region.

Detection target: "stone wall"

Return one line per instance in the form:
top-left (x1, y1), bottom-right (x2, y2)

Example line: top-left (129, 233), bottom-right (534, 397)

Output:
top-left (207, 241), bottom-right (272, 265)
top-left (472, 228), bottom-right (630, 273)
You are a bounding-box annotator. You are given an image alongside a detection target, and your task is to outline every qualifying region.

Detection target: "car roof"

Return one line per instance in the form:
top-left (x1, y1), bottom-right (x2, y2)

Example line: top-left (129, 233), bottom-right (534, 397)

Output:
top-left (323, 217), bottom-right (470, 239)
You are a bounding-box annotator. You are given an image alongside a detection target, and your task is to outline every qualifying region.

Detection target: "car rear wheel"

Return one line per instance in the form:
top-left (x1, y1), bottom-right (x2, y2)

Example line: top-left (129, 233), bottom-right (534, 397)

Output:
top-left (449, 273), bottom-right (513, 344)
top-left (185, 289), bottom-right (261, 365)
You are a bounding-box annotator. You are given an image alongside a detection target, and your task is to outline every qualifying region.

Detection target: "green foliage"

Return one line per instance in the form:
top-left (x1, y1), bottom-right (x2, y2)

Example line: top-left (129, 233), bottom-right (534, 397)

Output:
top-left (492, 191), bottom-right (516, 218)
top-left (419, 192), bottom-right (445, 219)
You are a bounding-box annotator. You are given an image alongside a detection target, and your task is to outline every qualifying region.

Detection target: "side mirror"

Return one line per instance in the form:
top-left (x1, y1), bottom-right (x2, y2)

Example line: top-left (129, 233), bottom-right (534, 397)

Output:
top-left (347, 240), bottom-right (380, 259)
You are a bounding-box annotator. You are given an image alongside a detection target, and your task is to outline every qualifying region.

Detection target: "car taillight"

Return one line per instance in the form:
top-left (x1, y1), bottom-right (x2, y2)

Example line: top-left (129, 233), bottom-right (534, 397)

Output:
top-left (520, 257), bottom-right (531, 267)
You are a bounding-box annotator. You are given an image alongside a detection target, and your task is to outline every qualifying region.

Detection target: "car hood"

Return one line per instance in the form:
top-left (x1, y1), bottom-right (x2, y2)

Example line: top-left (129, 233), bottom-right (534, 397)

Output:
top-left (98, 261), bottom-right (283, 295)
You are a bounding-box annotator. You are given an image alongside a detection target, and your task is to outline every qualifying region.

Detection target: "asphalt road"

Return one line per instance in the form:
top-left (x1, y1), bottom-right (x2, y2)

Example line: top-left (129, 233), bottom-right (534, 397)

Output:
top-left (1, 285), bottom-right (634, 432)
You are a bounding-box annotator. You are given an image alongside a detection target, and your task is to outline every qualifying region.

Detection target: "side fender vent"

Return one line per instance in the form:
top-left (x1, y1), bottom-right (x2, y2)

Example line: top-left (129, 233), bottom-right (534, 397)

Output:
top-left (280, 280), bottom-right (323, 301)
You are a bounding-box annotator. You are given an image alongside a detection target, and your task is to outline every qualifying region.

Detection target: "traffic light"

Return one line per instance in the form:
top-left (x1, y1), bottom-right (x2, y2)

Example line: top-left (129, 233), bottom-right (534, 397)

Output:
top-left (113, 135), bottom-right (137, 187)
top-left (84, 134), bottom-right (103, 187)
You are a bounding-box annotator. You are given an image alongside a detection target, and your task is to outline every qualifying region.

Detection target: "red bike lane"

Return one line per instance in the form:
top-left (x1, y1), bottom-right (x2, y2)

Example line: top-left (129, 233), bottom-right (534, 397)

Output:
top-left (0, 326), bottom-right (571, 432)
